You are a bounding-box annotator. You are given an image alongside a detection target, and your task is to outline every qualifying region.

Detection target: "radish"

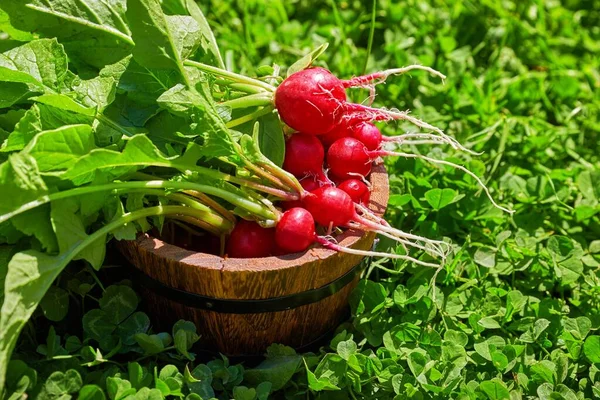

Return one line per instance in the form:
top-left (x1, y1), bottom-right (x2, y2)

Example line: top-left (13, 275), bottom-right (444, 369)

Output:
top-left (281, 177), bottom-right (321, 210)
top-left (319, 122), bottom-right (351, 149)
top-left (338, 179), bottom-right (370, 205)
top-left (274, 65), bottom-right (468, 149)
top-left (275, 207), bottom-right (316, 253)
top-left (283, 133), bottom-right (331, 184)
top-left (327, 137), bottom-right (373, 180)
top-left (226, 219), bottom-right (276, 258)
top-left (275, 67), bottom-right (346, 135)
top-left (351, 122), bottom-right (474, 151)
top-left (351, 122), bottom-right (381, 151)
top-left (275, 207), bottom-right (441, 267)
top-left (303, 186), bottom-right (449, 258)
top-left (327, 137), bottom-right (513, 214)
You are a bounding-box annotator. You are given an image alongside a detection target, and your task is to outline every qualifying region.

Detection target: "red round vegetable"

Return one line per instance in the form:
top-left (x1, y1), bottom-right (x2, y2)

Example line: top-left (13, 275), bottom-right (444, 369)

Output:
top-left (327, 137), bottom-right (372, 180)
top-left (281, 177), bottom-right (321, 210)
top-left (319, 123), bottom-right (351, 149)
top-left (352, 123), bottom-right (382, 151)
top-left (275, 67), bottom-right (346, 135)
top-left (226, 220), bottom-right (275, 258)
top-left (338, 179), bottom-right (370, 205)
top-left (275, 208), bottom-right (316, 253)
top-left (282, 133), bottom-right (330, 183)
top-left (303, 186), bottom-right (355, 227)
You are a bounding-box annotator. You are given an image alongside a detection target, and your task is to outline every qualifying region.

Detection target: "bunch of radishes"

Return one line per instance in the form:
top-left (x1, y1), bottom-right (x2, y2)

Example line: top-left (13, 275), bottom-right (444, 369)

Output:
top-left (225, 65), bottom-right (512, 266)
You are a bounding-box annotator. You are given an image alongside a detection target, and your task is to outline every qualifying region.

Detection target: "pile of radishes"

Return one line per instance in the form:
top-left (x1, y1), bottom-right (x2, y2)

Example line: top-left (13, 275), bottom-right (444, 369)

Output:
top-left (224, 65), bottom-right (512, 266)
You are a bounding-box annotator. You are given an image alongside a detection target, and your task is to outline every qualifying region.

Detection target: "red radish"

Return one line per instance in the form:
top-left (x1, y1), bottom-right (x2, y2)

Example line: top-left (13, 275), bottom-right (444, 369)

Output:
top-left (226, 220), bottom-right (275, 258)
top-left (338, 179), bottom-right (370, 205)
top-left (275, 207), bottom-right (442, 268)
top-left (283, 134), bottom-right (331, 184)
top-left (329, 137), bottom-right (512, 214)
top-left (303, 187), bottom-right (355, 227)
top-left (274, 65), bottom-right (457, 143)
top-left (319, 123), bottom-right (351, 149)
top-left (281, 177), bottom-right (322, 210)
top-left (275, 208), bottom-right (316, 253)
top-left (351, 122), bottom-right (382, 151)
top-left (327, 137), bottom-right (373, 180)
top-left (303, 186), bottom-right (450, 259)
top-left (275, 67), bottom-right (346, 135)
top-left (350, 122), bottom-right (475, 152)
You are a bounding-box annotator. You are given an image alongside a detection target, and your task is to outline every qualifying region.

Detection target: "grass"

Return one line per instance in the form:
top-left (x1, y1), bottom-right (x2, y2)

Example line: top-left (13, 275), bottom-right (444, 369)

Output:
top-left (3, 0), bottom-right (600, 399)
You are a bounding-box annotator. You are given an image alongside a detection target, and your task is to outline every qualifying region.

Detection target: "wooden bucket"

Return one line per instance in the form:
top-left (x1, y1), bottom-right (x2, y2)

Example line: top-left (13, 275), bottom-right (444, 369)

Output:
top-left (117, 162), bottom-right (389, 356)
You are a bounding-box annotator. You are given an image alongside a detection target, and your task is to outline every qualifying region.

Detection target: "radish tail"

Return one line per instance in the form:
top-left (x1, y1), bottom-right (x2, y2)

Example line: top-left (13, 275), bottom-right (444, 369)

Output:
top-left (342, 66), bottom-right (447, 88)
top-left (378, 150), bottom-right (514, 214)
top-left (343, 103), bottom-right (479, 155)
top-left (315, 236), bottom-right (441, 268)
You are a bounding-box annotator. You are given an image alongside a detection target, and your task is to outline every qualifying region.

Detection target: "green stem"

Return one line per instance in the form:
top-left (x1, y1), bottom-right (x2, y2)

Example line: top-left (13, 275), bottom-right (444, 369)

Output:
top-left (220, 93), bottom-right (273, 109)
top-left (1, 181), bottom-right (276, 224)
top-left (96, 114), bottom-right (134, 138)
top-left (123, 158), bottom-right (295, 200)
top-left (225, 106), bottom-right (274, 128)
top-left (184, 60), bottom-right (276, 92)
top-left (144, 190), bottom-right (233, 233)
top-left (259, 162), bottom-right (303, 195)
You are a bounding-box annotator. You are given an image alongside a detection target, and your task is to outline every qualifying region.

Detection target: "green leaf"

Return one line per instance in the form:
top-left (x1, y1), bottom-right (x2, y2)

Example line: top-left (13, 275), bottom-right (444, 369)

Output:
top-left (444, 330), bottom-right (469, 347)
top-left (126, 0), bottom-right (188, 80)
top-left (0, 9), bottom-right (34, 41)
top-left (479, 379), bottom-right (510, 400)
top-left (135, 333), bottom-right (166, 355)
top-left (478, 316), bottom-right (501, 329)
top-left (336, 339), bottom-right (357, 360)
top-left (56, 134), bottom-right (177, 185)
top-left (232, 386), bottom-right (256, 400)
top-left (576, 170), bottom-right (600, 203)
top-left (505, 290), bottom-right (526, 321)
top-left (44, 369), bottom-right (83, 396)
top-left (255, 112), bottom-right (285, 167)
top-left (424, 188), bottom-right (458, 210)
top-left (287, 43), bottom-right (329, 77)
top-left (547, 236), bottom-right (584, 285)
top-left (166, 15), bottom-right (202, 60)
top-left (474, 247), bottom-right (496, 268)
top-left (407, 351), bottom-right (427, 377)
top-left (173, 320), bottom-right (200, 360)
top-left (129, 362), bottom-right (153, 391)
top-left (99, 285), bottom-right (139, 324)
top-left (584, 336), bottom-right (600, 363)
top-left (2, 104), bottom-right (93, 153)
top-left (563, 316), bottom-right (591, 340)
top-left (0, 153), bottom-right (57, 252)
top-left (39, 285), bottom-right (69, 322)
top-left (183, 0), bottom-right (225, 68)
top-left (23, 124), bottom-right (96, 172)
top-left (530, 360), bottom-right (556, 385)
top-left (1, 0), bottom-right (133, 66)
top-left (32, 94), bottom-right (96, 117)
top-left (106, 377), bottom-right (136, 400)
top-left (304, 358), bottom-right (340, 391)
top-left (244, 344), bottom-right (301, 391)
top-left (0, 250), bottom-right (85, 389)
top-left (51, 199), bottom-right (106, 269)
top-left (78, 385), bottom-right (106, 400)
top-left (0, 39), bottom-right (69, 96)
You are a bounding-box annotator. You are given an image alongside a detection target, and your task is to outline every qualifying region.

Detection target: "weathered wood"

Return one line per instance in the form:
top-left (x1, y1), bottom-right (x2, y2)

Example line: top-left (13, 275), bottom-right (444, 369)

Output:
top-left (117, 161), bottom-right (389, 355)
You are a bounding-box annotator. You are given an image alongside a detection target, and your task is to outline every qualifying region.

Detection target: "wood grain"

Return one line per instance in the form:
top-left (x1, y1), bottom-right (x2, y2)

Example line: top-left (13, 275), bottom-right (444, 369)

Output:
top-left (117, 161), bottom-right (389, 355)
